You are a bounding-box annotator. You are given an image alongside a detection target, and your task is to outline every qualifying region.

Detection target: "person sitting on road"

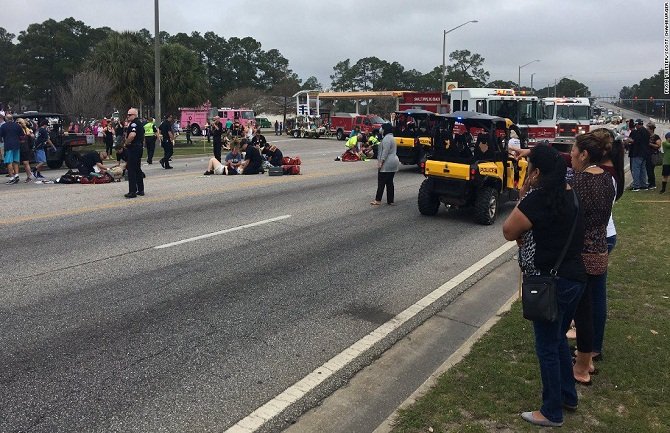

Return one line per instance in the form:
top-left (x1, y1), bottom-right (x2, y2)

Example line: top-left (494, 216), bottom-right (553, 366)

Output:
top-left (261, 143), bottom-right (283, 167)
top-left (78, 151), bottom-right (109, 177)
top-left (203, 156), bottom-right (238, 175)
top-left (224, 144), bottom-right (244, 170)
top-left (239, 138), bottom-right (263, 174)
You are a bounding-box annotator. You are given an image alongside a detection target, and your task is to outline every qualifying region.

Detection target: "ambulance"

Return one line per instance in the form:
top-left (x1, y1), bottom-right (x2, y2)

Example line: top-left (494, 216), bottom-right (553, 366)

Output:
top-left (448, 88), bottom-right (552, 143)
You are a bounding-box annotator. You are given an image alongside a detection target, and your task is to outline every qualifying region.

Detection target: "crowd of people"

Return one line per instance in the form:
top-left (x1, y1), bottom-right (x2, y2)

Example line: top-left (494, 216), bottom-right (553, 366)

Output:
top-left (503, 128), bottom-right (626, 427)
top-left (0, 113), bottom-right (55, 184)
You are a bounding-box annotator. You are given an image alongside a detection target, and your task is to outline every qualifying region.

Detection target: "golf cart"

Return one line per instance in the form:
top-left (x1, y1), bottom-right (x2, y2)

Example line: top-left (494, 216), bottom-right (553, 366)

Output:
top-left (417, 111), bottom-right (528, 225)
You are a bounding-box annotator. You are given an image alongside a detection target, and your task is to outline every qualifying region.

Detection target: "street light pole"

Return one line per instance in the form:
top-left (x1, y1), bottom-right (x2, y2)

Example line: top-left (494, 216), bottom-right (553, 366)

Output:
top-left (517, 59), bottom-right (539, 90)
top-left (154, 0), bottom-right (161, 121)
top-left (530, 73), bottom-right (536, 93)
top-left (441, 20), bottom-right (478, 93)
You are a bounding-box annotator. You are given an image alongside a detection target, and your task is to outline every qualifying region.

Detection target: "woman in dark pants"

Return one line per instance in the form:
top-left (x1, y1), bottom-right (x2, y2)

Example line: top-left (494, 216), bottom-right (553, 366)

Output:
top-left (503, 144), bottom-right (586, 427)
top-left (371, 123), bottom-right (399, 206)
top-left (569, 132), bottom-right (615, 384)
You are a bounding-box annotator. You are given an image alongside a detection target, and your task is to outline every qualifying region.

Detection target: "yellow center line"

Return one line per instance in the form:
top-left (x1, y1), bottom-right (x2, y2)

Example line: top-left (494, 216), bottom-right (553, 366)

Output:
top-left (1, 165), bottom-right (366, 226)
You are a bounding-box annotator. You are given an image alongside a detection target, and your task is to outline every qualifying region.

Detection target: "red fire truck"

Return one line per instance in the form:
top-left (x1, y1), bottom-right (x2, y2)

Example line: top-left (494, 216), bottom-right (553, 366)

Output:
top-left (447, 88), bottom-right (553, 143)
top-left (329, 113), bottom-right (385, 140)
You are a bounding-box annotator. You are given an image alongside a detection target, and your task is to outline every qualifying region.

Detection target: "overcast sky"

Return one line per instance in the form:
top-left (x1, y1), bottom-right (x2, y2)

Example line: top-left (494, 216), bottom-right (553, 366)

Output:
top-left (2, 0), bottom-right (663, 97)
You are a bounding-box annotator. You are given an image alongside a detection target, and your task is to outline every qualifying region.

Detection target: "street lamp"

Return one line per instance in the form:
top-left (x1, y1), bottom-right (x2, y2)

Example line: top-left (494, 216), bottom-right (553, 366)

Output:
top-left (442, 20), bottom-right (478, 93)
top-left (530, 73), bottom-right (536, 93)
top-left (518, 59), bottom-right (540, 90)
top-left (154, 0), bottom-right (161, 121)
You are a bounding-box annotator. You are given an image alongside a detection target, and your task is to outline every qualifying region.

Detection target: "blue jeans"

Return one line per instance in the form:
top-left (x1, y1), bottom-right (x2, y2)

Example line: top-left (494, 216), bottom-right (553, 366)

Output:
top-left (593, 235), bottom-right (617, 354)
top-left (532, 277), bottom-right (585, 423)
top-left (630, 157), bottom-right (648, 189)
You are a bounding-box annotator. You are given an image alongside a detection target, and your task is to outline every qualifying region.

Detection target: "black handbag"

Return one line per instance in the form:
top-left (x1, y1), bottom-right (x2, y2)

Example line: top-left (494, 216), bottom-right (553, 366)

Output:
top-left (522, 190), bottom-right (579, 322)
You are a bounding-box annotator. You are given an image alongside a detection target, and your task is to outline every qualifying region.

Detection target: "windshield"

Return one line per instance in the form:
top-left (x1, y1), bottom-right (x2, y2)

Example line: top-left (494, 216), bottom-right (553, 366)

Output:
top-left (518, 101), bottom-right (539, 125)
top-left (542, 102), bottom-right (555, 120)
top-left (241, 111), bottom-right (255, 120)
top-left (556, 105), bottom-right (591, 121)
top-left (369, 116), bottom-right (385, 124)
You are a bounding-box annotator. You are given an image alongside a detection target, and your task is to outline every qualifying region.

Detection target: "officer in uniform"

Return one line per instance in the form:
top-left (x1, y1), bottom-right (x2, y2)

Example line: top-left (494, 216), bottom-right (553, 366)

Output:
top-left (144, 117), bottom-right (157, 164)
top-left (122, 108), bottom-right (145, 198)
top-left (158, 114), bottom-right (175, 169)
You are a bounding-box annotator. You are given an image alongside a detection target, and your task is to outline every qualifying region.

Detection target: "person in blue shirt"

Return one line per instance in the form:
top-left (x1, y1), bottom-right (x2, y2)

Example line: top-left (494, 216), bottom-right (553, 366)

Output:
top-left (0, 114), bottom-right (25, 184)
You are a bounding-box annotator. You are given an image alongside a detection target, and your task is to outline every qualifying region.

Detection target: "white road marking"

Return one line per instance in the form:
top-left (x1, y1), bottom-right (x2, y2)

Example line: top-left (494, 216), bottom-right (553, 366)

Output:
top-left (154, 215), bottom-right (291, 249)
top-left (225, 241), bottom-right (517, 433)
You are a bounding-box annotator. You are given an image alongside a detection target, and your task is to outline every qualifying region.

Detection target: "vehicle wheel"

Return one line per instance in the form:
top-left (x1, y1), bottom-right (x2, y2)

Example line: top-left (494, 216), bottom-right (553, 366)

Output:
top-left (47, 159), bottom-right (63, 169)
top-left (292, 130), bottom-right (300, 138)
top-left (64, 152), bottom-right (81, 169)
top-left (418, 178), bottom-right (440, 216)
top-left (474, 186), bottom-right (499, 225)
top-left (191, 124), bottom-right (201, 136)
top-left (336, 129), bottom-right (345, 141)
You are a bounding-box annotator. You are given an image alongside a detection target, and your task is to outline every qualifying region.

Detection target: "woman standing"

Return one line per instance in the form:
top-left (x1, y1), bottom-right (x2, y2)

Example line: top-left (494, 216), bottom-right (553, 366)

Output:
top-left (104, 122), bottom-right (115, 157)
top-left (569, 132), bottom-right (615, 385)
top-left (371, 123), bottom-right (399, 206)
top-left (503, 144), bottom-right (586, 427)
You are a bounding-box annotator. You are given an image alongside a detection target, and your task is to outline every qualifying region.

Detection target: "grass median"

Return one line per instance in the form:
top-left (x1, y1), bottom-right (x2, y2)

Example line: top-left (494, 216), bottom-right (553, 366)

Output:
top-left (391, 183), bottom-right (670, 433)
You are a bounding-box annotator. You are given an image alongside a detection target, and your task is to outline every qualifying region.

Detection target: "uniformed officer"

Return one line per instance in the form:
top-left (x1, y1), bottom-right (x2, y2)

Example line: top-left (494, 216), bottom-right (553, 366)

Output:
top-left (122, 108), bottom-right (145, 198)
top-left (158, 114), bottom-right (175, 169)
top-left (143, 117), bottom-right (157, 164)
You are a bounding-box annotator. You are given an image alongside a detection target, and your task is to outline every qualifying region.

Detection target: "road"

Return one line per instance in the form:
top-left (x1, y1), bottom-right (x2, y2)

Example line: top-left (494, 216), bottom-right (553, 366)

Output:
top-left (0, 136), bottom-right (518, 432)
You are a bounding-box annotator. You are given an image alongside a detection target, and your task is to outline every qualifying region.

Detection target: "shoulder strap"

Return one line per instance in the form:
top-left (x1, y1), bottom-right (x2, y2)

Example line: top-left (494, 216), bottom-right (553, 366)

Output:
top-left (550, 189), bottom-right (579, 276)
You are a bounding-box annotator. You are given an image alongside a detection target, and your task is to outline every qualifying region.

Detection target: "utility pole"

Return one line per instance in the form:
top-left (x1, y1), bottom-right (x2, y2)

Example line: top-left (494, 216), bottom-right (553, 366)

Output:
top-left (154, 0), bottom-right (161, 121)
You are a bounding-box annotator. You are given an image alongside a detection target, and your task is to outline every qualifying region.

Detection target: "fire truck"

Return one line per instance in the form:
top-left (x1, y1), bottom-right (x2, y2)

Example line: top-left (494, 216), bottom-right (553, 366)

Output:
top-left (179, 102), bottom-right (255, 136)
top-left (448, 88), bottom-right (552, 143)
top-left (539, 97), bottom-right (592, 138)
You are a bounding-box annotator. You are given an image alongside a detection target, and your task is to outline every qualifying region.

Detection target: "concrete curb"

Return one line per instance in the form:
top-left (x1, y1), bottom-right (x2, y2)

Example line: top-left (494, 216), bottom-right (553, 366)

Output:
top-left (372, 290), bottom-right (519, 433)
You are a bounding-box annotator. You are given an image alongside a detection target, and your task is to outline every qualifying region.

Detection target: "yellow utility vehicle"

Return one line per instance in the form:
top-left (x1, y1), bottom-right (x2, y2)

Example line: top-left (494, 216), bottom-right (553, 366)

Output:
top-left (418, 111), bottom-right (528, 225)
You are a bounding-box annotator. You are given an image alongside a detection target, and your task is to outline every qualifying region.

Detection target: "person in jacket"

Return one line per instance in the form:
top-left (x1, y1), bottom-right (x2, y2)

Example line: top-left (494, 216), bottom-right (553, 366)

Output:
top-left (371, 123), bottom-right (399, 205)
top-left (503, 144), bottom-right (586, 427)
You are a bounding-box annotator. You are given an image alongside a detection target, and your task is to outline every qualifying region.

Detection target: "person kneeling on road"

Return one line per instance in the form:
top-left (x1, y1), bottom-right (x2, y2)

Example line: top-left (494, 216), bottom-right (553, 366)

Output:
top-left (261, 143), bottom-right (283, 167)
top-left (78, 151), bottom-right (109, 176)
top-left (239, 138), bottom-right (264, 174)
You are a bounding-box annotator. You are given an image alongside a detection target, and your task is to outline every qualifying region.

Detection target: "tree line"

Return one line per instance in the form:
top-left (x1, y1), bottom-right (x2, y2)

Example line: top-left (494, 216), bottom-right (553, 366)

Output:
top-left (1, 17), bottom-right (602, 120)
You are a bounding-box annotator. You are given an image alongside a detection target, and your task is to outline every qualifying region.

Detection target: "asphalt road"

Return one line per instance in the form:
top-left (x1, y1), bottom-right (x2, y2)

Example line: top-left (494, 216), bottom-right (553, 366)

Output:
top-left (0, 136), bottom-right (518, 432)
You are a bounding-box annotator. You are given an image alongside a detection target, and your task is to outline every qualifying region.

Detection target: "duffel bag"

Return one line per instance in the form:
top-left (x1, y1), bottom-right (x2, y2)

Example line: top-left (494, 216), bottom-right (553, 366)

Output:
top-left (281, 165), bottom-right (301, 175)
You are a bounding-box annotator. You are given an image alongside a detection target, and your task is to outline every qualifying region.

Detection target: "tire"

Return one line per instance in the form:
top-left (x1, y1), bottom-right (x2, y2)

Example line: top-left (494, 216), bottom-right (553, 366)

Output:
top-left (292, 130), bottom-right (300, 138)
top-left (191, 124), bottom-right (201, 136)
top-left (47, 159), bottom-right (63, 169)
top-left (336, 129), bottom-right (345, 141)
top-left (64, 151), bottom-right (81, 169)
top-left (418, 178), bottom-right (440, 216)
top-left (474, 186), bottom-right (499, 225)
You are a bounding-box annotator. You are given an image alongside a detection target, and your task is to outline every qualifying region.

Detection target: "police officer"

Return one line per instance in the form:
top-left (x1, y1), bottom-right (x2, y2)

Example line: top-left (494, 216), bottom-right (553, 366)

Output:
top-left (158, 114), bottom-right (175, 169)
top-left (122, 107), bottom-right (145, 198)
top-left (144, 117), bottom-right (157, 164)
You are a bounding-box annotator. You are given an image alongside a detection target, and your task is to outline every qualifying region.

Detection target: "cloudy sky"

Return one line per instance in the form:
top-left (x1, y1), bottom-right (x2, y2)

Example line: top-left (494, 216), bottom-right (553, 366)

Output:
top-left (2, 0), bottom-right (663, 97)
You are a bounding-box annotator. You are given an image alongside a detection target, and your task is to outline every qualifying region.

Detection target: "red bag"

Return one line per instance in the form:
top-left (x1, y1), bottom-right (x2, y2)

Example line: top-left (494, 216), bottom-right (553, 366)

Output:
top-left (281, 165), bottom-right (301, 175)
top-left (341, 151), bottom-right (360, 162)
top-left (281, 156), bottom-right (301, 165)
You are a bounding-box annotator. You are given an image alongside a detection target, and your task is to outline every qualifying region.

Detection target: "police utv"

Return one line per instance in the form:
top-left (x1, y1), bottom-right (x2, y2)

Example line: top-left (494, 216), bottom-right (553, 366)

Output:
top-left (392, 109), bottom-right (440, 168)
top-left (417, 111), bottom-right (528, 225)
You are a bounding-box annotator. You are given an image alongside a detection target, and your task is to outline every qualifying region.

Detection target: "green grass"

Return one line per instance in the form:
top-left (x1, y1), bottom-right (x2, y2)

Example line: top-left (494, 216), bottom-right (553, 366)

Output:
top-left (88, 139), bottom-right (213, 158)
top-left (391, 178), bottom-right (670, 433)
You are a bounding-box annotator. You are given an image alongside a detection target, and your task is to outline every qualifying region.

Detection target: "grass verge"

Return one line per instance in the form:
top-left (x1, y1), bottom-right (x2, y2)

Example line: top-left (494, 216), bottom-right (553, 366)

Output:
top-left (391, 181), bottom-right (670, 433)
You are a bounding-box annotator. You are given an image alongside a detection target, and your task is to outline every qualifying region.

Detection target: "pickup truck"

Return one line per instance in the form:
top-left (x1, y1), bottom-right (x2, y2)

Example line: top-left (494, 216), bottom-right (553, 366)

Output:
top-left (13, 112), bottom-right (95, 169)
